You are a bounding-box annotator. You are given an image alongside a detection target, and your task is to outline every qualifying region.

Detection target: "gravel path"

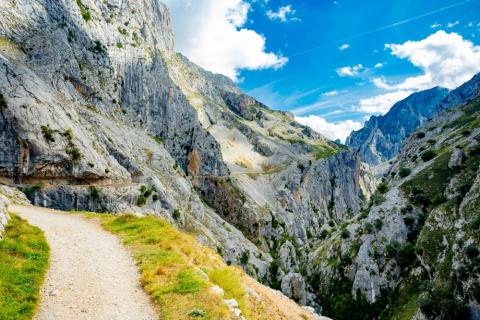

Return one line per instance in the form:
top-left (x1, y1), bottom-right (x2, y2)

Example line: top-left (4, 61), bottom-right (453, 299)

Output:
top-left (11, 205), bottom-right (158, 320)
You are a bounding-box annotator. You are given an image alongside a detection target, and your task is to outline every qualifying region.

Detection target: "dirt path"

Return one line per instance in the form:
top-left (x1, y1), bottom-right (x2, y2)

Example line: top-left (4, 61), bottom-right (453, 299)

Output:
top-left (10, 205), bottom-right (158, 320)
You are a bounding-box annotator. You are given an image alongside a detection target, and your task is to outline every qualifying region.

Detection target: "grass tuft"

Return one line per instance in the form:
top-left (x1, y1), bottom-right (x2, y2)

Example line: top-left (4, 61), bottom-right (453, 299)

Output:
top-left (0, 214), bottom-right (49, 320)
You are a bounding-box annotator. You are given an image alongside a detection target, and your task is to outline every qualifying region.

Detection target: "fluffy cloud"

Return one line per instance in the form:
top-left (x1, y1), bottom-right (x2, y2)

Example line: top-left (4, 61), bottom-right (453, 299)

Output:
top-left (374, 62), bottom-right (384, 69)
top-left (266, 5), bottom-right (297, 22)
top-left (338, 43), bottom-right (350, 51)
top-left (295, 115), bottom-right (363, 142)
top-left (163, 0), bottom-right (287, 81)
top-left (375, 31), bottom-right (480, 90)
top-left (336, 64), bottom-right (364, 77)
top-left (358, 90), bottom-right (413, 114)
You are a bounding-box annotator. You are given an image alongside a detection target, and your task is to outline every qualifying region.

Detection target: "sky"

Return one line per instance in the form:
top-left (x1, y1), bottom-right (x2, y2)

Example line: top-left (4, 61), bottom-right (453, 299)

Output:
top-left (162, 0), bottom-right (480, 142)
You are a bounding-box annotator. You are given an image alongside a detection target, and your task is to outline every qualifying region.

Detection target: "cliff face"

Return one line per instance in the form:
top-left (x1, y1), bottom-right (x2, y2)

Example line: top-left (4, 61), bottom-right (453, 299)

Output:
top-left (0, 0), bottom-right (372, 307)
top-left (346, 87), bottom-right (449, 165)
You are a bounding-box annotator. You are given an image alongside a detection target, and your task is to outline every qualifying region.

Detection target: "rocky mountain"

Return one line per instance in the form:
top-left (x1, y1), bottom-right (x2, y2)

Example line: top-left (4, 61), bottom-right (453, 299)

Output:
top-left (346, 87), bottom-right (450, 165)
top-left (2, 1), bottom-right (478, 319)
top-left (308, 95), bottom-right (480, 319)
top-left (0, 0), bottom-right (375, 312)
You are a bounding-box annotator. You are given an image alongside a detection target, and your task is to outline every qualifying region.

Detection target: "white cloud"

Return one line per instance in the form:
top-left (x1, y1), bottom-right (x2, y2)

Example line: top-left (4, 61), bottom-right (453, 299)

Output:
top-left (447, 21), bottom-right (460, 28)
top-left (338, 43), bottom-right (350, 51)
top-left (374, 62), bottom-right (384, 69)
top-left (295, 115), bottom-right (363, 142)
top-left (266, 5), bottom-right (296, 22)
top-left (163, 0), bottom-right (288, 81)
top-left (357, 90), bottom-right (413, 114)
top-left (431, 22), bottom-right (442, 28)
top-left (336, 64), bottom-right (364, 77)
top-left (376, 31), bottom-right (480, 90)
top-left (322, 90), bottom-right (339, 97)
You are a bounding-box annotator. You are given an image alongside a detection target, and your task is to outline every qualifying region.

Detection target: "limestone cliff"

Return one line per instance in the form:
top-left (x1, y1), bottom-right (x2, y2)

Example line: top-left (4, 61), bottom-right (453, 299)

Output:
top-left (0, 0), bottom-right (371, 308)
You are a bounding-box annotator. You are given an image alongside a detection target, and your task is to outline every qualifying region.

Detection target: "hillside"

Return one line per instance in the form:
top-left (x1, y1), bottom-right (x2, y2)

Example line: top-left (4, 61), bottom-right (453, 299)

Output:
top-left (308, 96), bottom-right (480, 319)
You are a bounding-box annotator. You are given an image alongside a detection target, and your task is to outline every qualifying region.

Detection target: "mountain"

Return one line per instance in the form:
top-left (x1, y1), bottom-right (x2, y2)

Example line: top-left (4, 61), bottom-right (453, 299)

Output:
top-left (0, 0), bottom-right (375, 311)
top-left (346, 87), bottom-right (450, 165)
top-left (308, 96), bottom-right (480, 319)
top-left (437, 72), bottom-right (480, 110)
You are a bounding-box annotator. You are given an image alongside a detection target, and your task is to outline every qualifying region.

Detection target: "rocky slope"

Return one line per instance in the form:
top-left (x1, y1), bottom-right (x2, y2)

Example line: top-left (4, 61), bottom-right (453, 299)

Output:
top-left (346, 87), bottom-right (449, 165)
top-left (0, 0), bottom-right (375, 310)
top-left (308, 94), bottom-right (480, 319)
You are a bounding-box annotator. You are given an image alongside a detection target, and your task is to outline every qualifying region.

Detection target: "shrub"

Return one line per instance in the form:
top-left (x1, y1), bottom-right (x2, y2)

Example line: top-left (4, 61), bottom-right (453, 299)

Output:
top-left (0, 93), bottom-right (7, 110)
top-left (398, 242), bottom-right (416, 268)
top-left (89, 40), bottom-right (105, 55)
top-left (340, 229), bottom-right (350, 239)
top-left (421, 149), bottom-right (437, 162)
top-left (65, 146), bottom-right (81, 161)
top-left (240, 250), bottom-right (250, 265)
top-left (118, 27), bottom-right (128, 35)
top-left (385, 241), bottom-right (400, 259)
top-left (41, 125), bottom-right (55, 142)
top-left (363, 223), bottom-right (373, 234)
top-left (374, 219), bottom-right (383, 230)
top-left (76, 0), bottom-right (91, 21)
top-left (465, 245), bottom-right (479, 259)
top-left (377, 182), bottom-right (389, 194)
top-left (399, 167), bottom-right (411, 178)
top-left (320, 229), bottom-right (329, 239)
top-left (416, 132), bottom-right (426, 139)
top-left (116, 42), bottom-right (123, 48)
top-left (63, 128), bottom-right (73, 141)
top-left (89, 186), bottom-right (100, 200)
top-left (172, 209), bottom-right (181, 220)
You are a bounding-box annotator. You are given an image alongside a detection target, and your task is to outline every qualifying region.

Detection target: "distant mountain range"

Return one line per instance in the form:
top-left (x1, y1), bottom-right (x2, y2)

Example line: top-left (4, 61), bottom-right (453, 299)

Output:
top-left (347, 73), bottom-right (480, 165)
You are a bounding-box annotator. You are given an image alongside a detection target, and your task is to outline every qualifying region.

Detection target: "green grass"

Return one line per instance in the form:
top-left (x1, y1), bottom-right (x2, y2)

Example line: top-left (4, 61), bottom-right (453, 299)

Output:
top-left (0, 214), bottom-right (49, 320)
top-left (97, 214), bottom-right (239, 319)
top-left (315, 144), bottom-right (337, 160)
top-left (401, 151), bottom-right (453, 210)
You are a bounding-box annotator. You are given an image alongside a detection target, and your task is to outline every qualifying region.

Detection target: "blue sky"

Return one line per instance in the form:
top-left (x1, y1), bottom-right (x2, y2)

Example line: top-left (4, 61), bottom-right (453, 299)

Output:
top-left (164, 0), bottom-right (480, 141)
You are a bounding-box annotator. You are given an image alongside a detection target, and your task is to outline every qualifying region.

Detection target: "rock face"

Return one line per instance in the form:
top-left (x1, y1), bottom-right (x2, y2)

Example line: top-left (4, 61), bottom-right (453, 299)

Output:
top-left (346, 87), bottom-right (449, 165)
top-left (0, 0), bottom-right (373, 307)
top-left (0, 194), bottom-right (9, 238)
top-left (0, 184), bottom-right (30, 237)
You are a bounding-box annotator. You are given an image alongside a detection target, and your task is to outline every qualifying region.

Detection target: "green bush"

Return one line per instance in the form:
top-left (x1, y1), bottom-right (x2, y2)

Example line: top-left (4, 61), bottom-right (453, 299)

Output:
top-left (0, 93), bottom-right (7, 110)
top-left (89, 186), bottom-right (100, 200)
top-left (173, 209), bottom-right (181, 220)
top-left (398, 242), bottom-right (416, 268)
top-left (363, 223), bottom-right (373, 234)
top-left (66, 146), bottom-right (82, 161)
top-left (116, 42), bottom-right (123, 48)
top-left (63, 128), bottom-right (73, 141)
top-left (240, 250), bottom-right (250, 265)
top-left (340, 229), bottom-right (350, 239)
top-left (41, 125), bottom-right (55, 143)
top-left (421, 149), bottom-right (437, 162)
top-left (374, 219), bottom-right (383, 230)
top-left (399, 167), bottom-right (411, 178)
top-left (377, 182), bottom-right (389, 194)
top-left (416, 132), bottom-right (426, 139)
top-left (76, 0), bottom-right (91, 21)
top-left (465, 245), bottom-right (479, 259)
